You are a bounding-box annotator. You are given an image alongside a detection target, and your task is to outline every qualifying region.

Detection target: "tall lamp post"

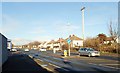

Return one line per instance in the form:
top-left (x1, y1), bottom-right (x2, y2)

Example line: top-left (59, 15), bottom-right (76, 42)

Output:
top-left (81, 7), bottom-right (85, 47)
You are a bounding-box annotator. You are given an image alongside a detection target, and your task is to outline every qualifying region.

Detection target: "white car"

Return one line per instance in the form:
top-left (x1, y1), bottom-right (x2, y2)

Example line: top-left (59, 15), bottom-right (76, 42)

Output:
top-left (24, 49), bottom-right (29, 52)
top-left (11, 49), bottom-right (17, 52)
top-left (39, 48), bottom-right (46, 51)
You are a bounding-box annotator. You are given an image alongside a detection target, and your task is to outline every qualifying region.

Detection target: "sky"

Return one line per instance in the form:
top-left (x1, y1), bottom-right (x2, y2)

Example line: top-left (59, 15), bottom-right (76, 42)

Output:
top-left (1, 2), bottom-right (118, 45)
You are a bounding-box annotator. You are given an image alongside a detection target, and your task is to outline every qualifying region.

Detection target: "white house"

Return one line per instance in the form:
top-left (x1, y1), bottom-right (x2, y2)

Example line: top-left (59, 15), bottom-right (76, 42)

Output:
top-left (47, 40), bottom-right (54, 50)
top-left (53, 38), bottom-right (66, 51)
top-left (7, 39), bottom-right (12, 50)
top-left (66, 35), bottom-right (83, 48)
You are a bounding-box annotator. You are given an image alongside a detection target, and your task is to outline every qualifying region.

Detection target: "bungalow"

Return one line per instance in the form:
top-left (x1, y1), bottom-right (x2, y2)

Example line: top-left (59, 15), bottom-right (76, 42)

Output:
top-left (47, 40), bottom-right (54, 50)
top-left (38, 41), bottom-right (48, 48)
top-left (66, 35), bottom-right (83, 48)
top-left (53, 38), bottom-right (66, 51)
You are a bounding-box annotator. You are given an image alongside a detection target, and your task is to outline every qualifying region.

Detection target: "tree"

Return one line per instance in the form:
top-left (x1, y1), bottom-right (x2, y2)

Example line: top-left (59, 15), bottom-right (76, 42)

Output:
top-left (62, 43), bottom-right (69, 50)
top-left (84, 37), bottom-right (99, 50)
top-left (108, 20), bottom-right (118, 42)
top-left (27, 41), bottom-right (41, 49)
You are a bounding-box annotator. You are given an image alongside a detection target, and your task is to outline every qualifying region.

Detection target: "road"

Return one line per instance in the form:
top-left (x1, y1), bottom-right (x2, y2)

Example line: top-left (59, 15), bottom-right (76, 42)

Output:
top-left (20, 49), bottom-right (119, 73)
top-left (2, 51), bottom-right (52, 73)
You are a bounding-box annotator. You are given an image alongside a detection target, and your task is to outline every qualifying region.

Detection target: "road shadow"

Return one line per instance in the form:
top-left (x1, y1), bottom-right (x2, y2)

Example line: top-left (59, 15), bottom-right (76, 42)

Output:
top-left (2, 52), bottom-right (52, 73)
top-left (62, 59), bottom-right (73, 68)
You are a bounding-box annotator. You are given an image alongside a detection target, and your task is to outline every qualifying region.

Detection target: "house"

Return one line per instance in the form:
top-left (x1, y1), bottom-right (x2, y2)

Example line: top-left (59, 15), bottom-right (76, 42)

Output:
top-left (38, 41), bottom-right (48, 48)
top-left (53, 38), bottom-right (66, 51)
top-left (7, 39), bottom-right (12, 51)
top-left (66, 35), bottom-right (83, 48)
top-left (46, 35), bottom-right (83, 50)
top-left (103, 37), bottom-right (114, 44)
top-left (53, 41), bottom-right (60, 50)
top-left (46, 38), bottom-right (66, 51)
top-left (47, 40), bottom-right (54, 50)
top-left (116, 37), bottom-right (119, 43)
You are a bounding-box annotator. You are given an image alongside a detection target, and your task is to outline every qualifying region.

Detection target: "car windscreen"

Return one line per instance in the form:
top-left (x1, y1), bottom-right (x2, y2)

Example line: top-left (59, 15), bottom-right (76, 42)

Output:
top-left (87, 48), bottom-right (95, 51)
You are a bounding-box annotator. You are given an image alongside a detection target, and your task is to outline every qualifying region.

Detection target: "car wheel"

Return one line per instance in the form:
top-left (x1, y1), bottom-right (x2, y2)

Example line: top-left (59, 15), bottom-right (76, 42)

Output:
top-left (79, 53), bottom-right (81, 56)
top-left (88, 53), bottom-right (91, 57)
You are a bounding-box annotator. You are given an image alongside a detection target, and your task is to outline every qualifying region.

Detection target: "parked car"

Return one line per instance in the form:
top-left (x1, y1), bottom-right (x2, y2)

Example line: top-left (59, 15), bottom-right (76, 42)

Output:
top-left (39, 48), bottom-right (46, 51)
top-left (11, 48), bottom-right (17, 52)
top-left (24, 49), bottom-right (29, 52)
top-left (78, 48), bottom-right (100, 57)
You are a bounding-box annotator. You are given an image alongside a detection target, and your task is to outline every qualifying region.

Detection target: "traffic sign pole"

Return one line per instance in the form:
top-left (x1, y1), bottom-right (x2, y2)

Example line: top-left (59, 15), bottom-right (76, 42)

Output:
top-left (67, 38), bottom-right (71, 56)
top-left (68, 43), bottom-right (70, 56)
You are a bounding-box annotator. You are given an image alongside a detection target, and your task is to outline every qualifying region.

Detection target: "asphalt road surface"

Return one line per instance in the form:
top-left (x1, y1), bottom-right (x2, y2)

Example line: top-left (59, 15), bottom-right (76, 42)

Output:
top-left (2, 51), bottom-right (52, 73)
top-left (21, 49), bottom-right (120, 73)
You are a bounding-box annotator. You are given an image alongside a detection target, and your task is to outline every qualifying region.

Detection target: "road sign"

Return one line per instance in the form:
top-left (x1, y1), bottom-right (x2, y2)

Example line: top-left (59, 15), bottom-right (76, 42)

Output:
top-left (67, 38), bottom-right (71, 44)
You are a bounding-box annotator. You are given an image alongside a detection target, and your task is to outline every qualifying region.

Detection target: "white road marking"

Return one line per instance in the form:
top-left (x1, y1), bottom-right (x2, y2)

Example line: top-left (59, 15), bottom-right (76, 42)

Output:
top-left (99, 64), bottom-right (120, 70)
top-left (28, 55), bottom-right (32, 58)
top-left (89, 63), bottom-right (120, 70)
top-left (41, 65), bottom-right (53, 72)
top-left (49, 63), bottom-right (61, 68)
top-left (41, 64), bottom-right (48, 67)
top-left (34, 59), bottom-right (53, 72)
top-left (49, 63), bottom-right (69, 71)
top-left (39, 59), bottom-right (43, 62)
top-left (103, 64), bottom-right (120, 65)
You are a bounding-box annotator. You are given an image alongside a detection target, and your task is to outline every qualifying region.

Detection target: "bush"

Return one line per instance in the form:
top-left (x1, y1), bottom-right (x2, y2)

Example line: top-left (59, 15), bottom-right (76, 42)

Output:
top-left (62, 43), bottom-right (69, 50)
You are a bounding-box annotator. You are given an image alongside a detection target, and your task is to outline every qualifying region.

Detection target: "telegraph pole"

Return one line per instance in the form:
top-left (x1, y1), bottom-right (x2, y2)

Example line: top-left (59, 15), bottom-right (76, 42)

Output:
top-left (81, 7), bottom-right (85, 47)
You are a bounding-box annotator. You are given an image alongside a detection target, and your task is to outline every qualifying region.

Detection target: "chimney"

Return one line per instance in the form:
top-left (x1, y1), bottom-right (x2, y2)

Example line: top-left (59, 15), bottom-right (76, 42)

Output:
top-left (69, 35), bottom-right (71, 37)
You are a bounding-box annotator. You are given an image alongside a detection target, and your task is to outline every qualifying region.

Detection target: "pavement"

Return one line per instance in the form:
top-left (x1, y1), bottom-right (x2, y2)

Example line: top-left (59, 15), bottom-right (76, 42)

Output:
top-left (2, 52), bottom-right (52, 73)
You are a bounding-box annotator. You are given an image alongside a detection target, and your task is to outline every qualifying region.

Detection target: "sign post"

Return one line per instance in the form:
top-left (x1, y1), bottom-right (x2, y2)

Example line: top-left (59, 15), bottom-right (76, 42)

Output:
top-left (67, 38), bottom-right (71, 56)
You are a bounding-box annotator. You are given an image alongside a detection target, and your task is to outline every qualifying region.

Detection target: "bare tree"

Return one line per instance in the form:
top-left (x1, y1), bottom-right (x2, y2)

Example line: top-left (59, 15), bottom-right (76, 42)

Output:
top-left (108, 20), bottom-right (118, 53)
top-left (108, 20), bottom-right (118, 42)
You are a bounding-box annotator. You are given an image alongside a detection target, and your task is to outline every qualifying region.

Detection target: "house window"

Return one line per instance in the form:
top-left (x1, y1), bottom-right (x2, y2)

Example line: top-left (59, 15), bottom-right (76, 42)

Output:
top-left (77, 42), bottom-right (78, 46)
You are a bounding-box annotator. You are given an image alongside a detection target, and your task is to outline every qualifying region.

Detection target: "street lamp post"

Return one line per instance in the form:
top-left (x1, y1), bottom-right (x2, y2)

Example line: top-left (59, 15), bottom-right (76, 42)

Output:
top-left (81, 7), bottom-right (85, 47)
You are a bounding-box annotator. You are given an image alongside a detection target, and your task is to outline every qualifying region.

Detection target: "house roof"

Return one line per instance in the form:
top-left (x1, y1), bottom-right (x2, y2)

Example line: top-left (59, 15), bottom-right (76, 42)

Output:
top-left (47, 35), bottom-right (82, 44)
top-left (66, 35), bottom-right (83, 41)
top-left (57, 38), bottom-right (66, 42)
top-left (47, 40), bottom-right (55, 44)
top-left (105, 37), bottom-right (114, 41)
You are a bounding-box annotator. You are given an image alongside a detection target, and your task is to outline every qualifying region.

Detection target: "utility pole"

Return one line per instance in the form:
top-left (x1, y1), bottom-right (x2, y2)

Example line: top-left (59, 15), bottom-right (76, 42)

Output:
top-left (81, 7), bottom-right (85, 47)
